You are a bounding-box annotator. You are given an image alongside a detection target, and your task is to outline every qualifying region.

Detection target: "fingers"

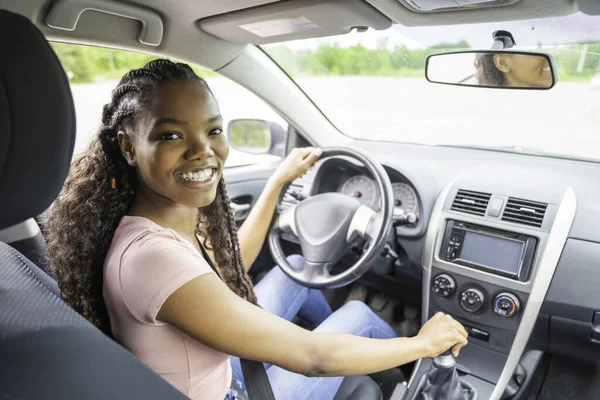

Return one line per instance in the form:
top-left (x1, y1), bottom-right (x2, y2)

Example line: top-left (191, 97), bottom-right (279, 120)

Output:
top-left (299, 147), bottom-right (322, 170)
top-left (432, 311), bottom-right (445, 320)
top-left (451, 334), bottom-right (468, 356)
top-left (436, 313), bottom-right (467, 338)
top-left (453, 320), bottom-right (468, 339)
top-left (300, 147), bottom-right (321, 159)
top-left (432, 312), bottom-right (468, 357)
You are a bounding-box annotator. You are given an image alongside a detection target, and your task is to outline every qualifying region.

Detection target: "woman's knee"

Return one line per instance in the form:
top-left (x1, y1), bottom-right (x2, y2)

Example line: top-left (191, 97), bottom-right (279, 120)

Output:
top-left (333, 301), bottom-right (396, 338)
top-left (329, 300), bottom-right (376, 327)
top-left (285, 254), bottom-right (304, 271)
top-left (266, 257), bottom-right (302, 284)
top-left (338, 300), bottom-right (373, 318)
top-left (314, 300), bottom-right (378, 334)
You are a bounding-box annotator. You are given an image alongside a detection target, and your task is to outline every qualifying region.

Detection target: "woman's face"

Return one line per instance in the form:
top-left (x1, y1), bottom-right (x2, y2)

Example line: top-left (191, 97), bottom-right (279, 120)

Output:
top-left (120, 81), bottom-right (229, 209)
top-left (493, 54), bottom-right (552, 88)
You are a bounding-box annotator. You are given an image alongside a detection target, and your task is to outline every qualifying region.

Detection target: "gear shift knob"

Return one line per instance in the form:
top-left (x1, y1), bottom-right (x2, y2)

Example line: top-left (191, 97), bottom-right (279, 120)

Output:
top-left (412, 349), bottom-right (478, 400)
top-left (433, 349), bottom-right (456, 368)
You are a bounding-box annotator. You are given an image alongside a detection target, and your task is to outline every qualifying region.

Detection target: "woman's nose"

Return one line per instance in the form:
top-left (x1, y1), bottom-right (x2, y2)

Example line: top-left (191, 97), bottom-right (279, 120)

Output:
top-left (185, 136), bottom-right (214, 160)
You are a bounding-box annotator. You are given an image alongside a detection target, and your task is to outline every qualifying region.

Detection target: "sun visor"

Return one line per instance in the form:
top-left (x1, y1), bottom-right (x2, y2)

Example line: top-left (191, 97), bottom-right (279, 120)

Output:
top-left (198, 0), bottom-right (392, 44)
top-left (399, 0), bottom-right (521, 13)
top-left (578, 0), bottom-right (600, 15)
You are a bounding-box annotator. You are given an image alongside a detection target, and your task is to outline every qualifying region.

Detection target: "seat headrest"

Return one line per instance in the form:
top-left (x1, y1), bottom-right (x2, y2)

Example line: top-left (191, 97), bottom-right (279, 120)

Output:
top-left (0, 10), bottom-right (75, 230)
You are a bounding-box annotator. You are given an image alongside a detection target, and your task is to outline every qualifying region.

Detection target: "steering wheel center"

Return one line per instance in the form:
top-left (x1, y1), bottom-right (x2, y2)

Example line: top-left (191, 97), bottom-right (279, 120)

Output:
top-left (295, 193), bottom-right (361, 264)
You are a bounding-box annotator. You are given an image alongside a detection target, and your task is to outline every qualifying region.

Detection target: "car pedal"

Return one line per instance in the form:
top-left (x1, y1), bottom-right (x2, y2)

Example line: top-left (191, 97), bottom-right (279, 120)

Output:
top-left (370, 292), bottom-right (388, 312)
top-left (403, 304), bottom-right (419, 320)
top-left (342, 283), bottom-right (368, 304)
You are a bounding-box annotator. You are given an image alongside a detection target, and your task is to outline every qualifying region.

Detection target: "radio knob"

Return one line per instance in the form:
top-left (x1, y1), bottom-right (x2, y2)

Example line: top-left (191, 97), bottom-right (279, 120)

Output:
top-left (460, 288), bottom-right (485, 313)
top-left (432, 274), bottom-right (456, 298)
top-left (494, 293), bottom-right (521, 318)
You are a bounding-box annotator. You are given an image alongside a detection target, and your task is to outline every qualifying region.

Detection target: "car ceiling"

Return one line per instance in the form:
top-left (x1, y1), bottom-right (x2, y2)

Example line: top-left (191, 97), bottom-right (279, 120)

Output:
top-left (0, 0), bottom-right (594, 72)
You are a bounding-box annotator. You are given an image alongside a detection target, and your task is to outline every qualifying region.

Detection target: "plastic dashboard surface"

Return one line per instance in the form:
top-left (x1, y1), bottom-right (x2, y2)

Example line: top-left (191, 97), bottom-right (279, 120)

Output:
top-left (226, 141), bottom-right (600, 365)
top-left (251, 140), bottom-right (600, 364)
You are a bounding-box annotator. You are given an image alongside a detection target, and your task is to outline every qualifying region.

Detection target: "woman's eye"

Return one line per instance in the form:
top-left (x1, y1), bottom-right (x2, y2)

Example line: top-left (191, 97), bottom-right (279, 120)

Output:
top-left (209, 128), bottom-right (223, 136)
top-left (159, 132), bottom-right (181, 140)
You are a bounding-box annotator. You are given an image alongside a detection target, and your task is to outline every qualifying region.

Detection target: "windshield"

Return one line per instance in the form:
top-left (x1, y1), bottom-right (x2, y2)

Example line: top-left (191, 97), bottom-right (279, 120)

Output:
top-left (263, 12), bottom-right (600, 162)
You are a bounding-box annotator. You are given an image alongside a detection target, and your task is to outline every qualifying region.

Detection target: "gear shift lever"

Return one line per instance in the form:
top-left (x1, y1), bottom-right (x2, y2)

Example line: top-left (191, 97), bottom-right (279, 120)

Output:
top-left (434, 350), bottom-right (456, 367)
top-left (411, 350), bottom-right (478, 400)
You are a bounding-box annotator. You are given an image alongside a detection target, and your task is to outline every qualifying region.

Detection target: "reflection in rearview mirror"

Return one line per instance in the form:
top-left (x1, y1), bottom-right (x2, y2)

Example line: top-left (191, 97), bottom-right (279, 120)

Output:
top-left (426, 51), bottom-right (556, 89)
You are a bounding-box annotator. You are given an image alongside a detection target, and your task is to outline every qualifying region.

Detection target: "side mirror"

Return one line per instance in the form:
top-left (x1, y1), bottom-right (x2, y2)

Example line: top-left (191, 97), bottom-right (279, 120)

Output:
top-left (426, 50), bottom-right (557, 90)
top-left (227, 119), bottom-right (286, 157)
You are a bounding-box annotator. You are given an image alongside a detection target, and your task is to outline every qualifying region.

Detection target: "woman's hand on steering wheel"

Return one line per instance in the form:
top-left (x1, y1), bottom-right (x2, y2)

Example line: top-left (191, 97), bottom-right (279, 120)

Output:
top-left (270, 147), bottom-right (323, 188)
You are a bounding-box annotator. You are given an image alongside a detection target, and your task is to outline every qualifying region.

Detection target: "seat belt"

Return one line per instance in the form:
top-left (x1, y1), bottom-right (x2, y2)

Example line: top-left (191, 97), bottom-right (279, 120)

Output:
top-left (240, 358), bottom-right (276, 400)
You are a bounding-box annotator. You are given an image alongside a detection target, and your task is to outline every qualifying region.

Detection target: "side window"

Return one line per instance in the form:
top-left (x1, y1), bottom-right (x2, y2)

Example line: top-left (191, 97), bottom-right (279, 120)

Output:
top-left (51, 43), bottom-right (286, 167)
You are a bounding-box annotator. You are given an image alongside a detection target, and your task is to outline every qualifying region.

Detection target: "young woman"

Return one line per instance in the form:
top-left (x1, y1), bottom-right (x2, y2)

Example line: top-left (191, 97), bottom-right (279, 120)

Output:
top-left (475, 53), bottom-right (552, 88)
top-left (46, 59), bottom-right (468, 400)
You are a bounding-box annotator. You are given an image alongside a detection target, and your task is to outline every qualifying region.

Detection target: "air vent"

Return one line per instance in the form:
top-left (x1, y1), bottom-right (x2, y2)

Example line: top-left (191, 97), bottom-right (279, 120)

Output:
top-left (502, 197), bottom-right (547, 228)
top-left (451, 189), bottom-right (491, 216)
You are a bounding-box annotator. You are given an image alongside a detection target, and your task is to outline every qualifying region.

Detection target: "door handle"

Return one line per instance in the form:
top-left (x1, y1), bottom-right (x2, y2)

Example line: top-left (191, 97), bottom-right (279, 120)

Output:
top-left (46, 0), bottom-right (164, 46)
top-left (230, 202), bottom-right (251, 216)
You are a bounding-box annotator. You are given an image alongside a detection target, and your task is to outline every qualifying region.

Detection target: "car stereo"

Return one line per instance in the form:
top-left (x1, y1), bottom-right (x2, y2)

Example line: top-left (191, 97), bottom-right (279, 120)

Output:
top-left (440, 220), bottom-right (537, 282)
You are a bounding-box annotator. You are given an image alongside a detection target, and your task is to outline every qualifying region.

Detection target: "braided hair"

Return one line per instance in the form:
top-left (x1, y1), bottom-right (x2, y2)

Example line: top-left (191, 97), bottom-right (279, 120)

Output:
top-left (45, 59), bottom-right (257, 335)
top-left (474, 53), bottom-right (505, 86)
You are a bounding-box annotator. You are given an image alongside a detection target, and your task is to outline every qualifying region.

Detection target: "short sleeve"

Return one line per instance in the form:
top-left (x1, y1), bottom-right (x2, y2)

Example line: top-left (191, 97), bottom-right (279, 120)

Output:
top-left (119, 229), bottom-right (215, 325)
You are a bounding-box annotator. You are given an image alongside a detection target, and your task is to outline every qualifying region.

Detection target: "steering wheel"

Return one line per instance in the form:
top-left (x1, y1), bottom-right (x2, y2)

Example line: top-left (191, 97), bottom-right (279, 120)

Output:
top-left (269, 147), bottom-right (394, 289)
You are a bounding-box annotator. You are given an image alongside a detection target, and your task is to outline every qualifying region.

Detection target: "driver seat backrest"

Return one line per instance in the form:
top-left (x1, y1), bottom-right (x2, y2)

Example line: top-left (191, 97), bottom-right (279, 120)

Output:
top-left (0, 218), bottom-right (51, 276)
top-left (0, 9), bottom-right (188, 399)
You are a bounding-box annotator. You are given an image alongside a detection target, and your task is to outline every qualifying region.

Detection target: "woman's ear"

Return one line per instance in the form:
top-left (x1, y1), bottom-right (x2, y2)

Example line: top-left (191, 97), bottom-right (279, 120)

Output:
top-left (493, 54), bottom-right (511, 73)
top-left (117, 131), bottom-right (137, 167)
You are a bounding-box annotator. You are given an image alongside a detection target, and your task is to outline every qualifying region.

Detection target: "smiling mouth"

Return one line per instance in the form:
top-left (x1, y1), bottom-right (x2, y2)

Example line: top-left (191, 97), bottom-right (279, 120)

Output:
top-left (542, 66), bottom-right (551, 73)
top-left (176, 168), bottom-right (216, 183)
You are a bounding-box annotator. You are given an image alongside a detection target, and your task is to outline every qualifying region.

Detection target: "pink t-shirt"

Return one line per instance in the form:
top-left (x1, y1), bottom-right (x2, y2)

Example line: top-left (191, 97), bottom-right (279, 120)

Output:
top-left (103, 215), bottom-right (231, 400)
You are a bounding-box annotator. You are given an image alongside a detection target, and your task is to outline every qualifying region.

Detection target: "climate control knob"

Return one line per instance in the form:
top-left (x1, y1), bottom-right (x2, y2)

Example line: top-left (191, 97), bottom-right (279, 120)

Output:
top-left (494, 293), bottom-right (521, 318)
top-left (432, 274), bottom-right (456, 298)
top-left (460, 288), bottom-right (485, 313)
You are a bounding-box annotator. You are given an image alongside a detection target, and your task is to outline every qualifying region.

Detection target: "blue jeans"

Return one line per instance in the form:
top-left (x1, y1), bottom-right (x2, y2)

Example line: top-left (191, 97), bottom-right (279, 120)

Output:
top-left (226, 255), bottom-right (398, 400)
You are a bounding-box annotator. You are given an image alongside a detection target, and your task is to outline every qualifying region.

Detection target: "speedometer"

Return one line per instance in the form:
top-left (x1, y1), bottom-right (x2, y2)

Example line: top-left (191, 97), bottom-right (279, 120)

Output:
top-left (340, 175), bottom-right (380, 210)
top-left (392, 183), bottom-right (419, 217)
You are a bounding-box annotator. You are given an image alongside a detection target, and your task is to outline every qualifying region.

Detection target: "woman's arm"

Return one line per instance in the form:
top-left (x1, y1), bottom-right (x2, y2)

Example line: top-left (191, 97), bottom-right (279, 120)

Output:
top-left (157, 274), bottom-right (468, 377)
top-left (237, 147), bottom-right (321, 270)
top-left (236, 179), bottom-right (285, 270)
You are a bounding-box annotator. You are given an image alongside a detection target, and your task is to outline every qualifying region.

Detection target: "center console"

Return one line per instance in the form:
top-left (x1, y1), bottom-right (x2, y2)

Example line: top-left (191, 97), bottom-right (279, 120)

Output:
top-left (440, 220), bottom-right (537, 283)
top-left (398, 183), bottom-right (577, 400)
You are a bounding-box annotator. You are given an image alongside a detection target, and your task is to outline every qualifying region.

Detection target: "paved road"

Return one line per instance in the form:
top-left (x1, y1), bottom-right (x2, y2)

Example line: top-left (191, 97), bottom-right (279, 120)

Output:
top-left (70, 77), bottom-right (600, 165)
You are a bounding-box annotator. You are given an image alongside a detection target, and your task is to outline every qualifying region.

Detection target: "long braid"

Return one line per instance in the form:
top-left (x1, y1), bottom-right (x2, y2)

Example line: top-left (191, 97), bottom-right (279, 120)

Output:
top-left (197, 180), bottom-right (257, 304)
top-left (47, 59), bottom-right (257, 335)
top-left (218, 180), bottom-right (257, 302)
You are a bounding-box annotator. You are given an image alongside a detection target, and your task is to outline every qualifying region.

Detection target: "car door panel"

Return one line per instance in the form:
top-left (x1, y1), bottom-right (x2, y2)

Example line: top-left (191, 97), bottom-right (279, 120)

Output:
top-left (223, 161), bottom-right (281, 279)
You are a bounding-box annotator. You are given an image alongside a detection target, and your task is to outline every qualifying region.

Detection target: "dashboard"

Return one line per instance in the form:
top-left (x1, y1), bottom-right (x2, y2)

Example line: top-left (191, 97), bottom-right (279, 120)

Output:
top-left (340, 177), bottom-right (419, 217)
top-left (306, 157), bottom-right (423, 232)
top-left (227, 136), bottom-right (600, 400)
top-left (225, 134), bottom-right (600, 398)
top-left (271, 140), bottom-right (600, 385)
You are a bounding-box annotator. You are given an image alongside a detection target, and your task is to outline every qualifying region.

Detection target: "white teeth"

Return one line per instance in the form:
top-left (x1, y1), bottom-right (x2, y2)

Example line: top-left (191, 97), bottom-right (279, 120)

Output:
top-left (179, 169), bottom-right (213, 182)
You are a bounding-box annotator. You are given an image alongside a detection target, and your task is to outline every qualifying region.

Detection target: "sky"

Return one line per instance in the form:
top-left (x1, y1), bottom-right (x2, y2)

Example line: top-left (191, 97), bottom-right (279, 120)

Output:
top-left (274, 12), bottom-right (600, 51)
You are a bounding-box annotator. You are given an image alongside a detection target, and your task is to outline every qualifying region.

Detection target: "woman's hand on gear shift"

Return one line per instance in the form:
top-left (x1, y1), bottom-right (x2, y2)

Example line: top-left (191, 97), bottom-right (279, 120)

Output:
top-left (416, 312), bottom-right (469, 358)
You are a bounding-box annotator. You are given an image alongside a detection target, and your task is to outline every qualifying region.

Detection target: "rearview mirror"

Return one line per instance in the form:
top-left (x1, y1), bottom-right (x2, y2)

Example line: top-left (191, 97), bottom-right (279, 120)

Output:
top-left (426, 51), bottom-right (556, 89)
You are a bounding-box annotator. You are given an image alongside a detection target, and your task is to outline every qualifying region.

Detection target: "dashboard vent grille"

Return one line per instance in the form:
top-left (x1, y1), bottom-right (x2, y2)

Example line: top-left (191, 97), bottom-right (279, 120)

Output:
top-left (502, 197), bottom-right (547, 227)
top-left (451, 189), bottom-right (491, 216)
